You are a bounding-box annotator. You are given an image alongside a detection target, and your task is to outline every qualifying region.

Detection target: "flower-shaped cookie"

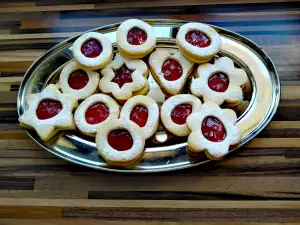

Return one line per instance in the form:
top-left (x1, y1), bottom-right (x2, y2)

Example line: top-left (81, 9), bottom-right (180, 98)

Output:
top-left (99, 53), bottom-right (148, 102)
top-left (120, 95), bottom-right (159, 139)
top-left (96, 119), bottom-right (145, 167)
top-left (73, 32), bottom-right (113, 70)
top-left (161, 94), bottom-right (202, 136)
top-left (74, 94), bottom-right (120, 137)
top-left (117, 19), bottom-right (156, 59)
top-left (59, 60), bottom-right (100, 100)
top-left (18, 84), bottom-right (78, 141)
top-left (149, 48), bottom-right (194, 95)
top-left (176, 22), bottom-right (221, 63)
top-left (187, 101), bottom-right (242, 160)
top-left (190, 57), bottom-right (248, 106)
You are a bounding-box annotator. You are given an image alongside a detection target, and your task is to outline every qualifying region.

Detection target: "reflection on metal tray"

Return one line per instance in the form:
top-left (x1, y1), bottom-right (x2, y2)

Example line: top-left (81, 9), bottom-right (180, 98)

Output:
top-left (17, 19), bottom-right (280, 173)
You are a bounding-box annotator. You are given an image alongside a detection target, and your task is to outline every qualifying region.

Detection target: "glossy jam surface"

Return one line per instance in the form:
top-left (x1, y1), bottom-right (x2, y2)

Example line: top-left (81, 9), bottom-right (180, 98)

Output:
top-left (127, 28), bottom-right (147, 45)
top-left (36, 99), bottom-right (62, 120)
top-left (208, 73), bottom-right (229, 92)
top-left (130, 105), bottom-right (148, 127)
top-left (162, 59), bottom-right (183, 81)
top-left (201, 116), bottom-right (226, 142)
top-left (112, 65), bottom-right (134, 88)
top-left (85, 103), bottom-right (109, 125)
top-left (80, 39), bottom-right (102, 58)
top-left (171, 104), bottom-right (192, 125)
top-left (107, 129), bottom-right (133, 151)
top-left (185, 30), bottom-right (211, 48)
top-left (68, 69), bottom-right (89, 90)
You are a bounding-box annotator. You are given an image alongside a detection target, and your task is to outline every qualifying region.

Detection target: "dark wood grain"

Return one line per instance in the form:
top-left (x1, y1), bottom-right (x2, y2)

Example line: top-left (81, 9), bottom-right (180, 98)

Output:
top-left (0, 0), bottom-right (300, 224)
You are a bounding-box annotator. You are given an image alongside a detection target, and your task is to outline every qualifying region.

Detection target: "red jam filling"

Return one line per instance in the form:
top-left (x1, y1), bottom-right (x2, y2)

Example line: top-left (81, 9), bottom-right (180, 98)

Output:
top-left (201, 116), bottom-right (226, 142)
top-left (107, 129), bottom-right (133, 151)
top-left (112, 65), bottom-right (134, 88)
top-left (36, 99), bottom-right (62, 120)
top-left (171, 104), bottom-right (192, 125)
top-left (80, 39), bottom-right (102, 58)
top-left (68, 69), bottom-right (89, 90)
top-left (130, 105), bottom-right (148, 127)
top-left (127, 28), bottom-right (147, 45)
top-left (208, 73), bottom-right (229, 92)
top-left (185, 30), bottom-right (211, 48)
top-left (162, 59), bottom-right (183, 81)
top-left (85, 103), bottom-right (109, 125)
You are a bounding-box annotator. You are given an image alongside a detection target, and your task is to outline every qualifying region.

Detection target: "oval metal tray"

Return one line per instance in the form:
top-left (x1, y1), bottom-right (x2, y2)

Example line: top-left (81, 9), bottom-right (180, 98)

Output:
top-left (17, 19), bottom-right (280, 173)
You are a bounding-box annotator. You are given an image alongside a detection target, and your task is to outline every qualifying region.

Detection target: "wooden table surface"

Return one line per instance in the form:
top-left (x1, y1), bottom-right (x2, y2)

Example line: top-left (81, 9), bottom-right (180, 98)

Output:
top-left (0, 0), bottom-right (300, 224)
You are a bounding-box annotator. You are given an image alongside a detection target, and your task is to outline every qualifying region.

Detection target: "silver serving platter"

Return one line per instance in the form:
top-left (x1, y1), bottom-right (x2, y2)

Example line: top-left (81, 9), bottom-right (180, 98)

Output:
top-left (17, 19), bottom-right (280, 173)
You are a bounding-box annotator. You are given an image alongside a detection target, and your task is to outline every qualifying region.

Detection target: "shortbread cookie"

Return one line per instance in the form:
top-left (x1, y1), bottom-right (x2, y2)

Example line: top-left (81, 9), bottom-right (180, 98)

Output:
top-left (149, 48), bottom-right (194, 95)
top-left (74, 94), bottom-right (120, 136)
top-left (176, 22), bottom-right (221, 63)
top-left (99, 53), bottom-right (148, 102)
top-left (18, 84), bottom-right (78, 141)
top-left (187, 101), bottom-right (242, 160)
top-left (190, 57), bottom-right (248, 106)
top-left (59, 60), bottom-right (100, 100)
top-left (73, 32), bottom-right (113, 70)
top-left (120, 95), bottom-right (159, 139)
top-left (117, 19), bottom-right (156, 59)
top-left (96, 119), bottom-right (145, 167)
top-left (161, 94), bottom-right (202, 136)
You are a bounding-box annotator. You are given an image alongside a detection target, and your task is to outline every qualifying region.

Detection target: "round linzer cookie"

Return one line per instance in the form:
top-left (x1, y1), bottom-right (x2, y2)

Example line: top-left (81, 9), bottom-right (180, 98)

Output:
top-left (116, 19), bottom-right (156, 59)
top-left (120, 95), bottom-right (159, 139)
top-left (74, 94), bottom-right (120, 137)
top-left (148, 48), bottom-right (194, 95)
top-left (59, 60), bottom-right (100, 100)
top-left (176, 22), bottom-right (221, 63)
top-left (73, 32), bottom-right (113, 70)
top-left (99, 53), bottom-right (148, 103)
top-left (190, 57), bottom-right (248, 106)
top-left (160, 94), bottom-right (202, 137)
top-left (187, 101), bottom-right (242, 160)
top-left (18, 84), bottom-right (78, 141)
top-left (96, 119), bottom-right (145, 167)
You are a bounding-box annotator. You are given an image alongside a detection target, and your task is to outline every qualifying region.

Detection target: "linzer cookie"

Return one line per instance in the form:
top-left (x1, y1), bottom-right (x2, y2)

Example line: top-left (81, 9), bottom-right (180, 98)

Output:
top-left (149, 48), bottom-right (194, 95)
top-left (96, 119), bottom-right (145, 167)
top-left (18, 84), bottom-right (78, 141)
top-left (116, 19), bottom-right (156, 59)
top-left (73, 32), bottom-right (113, 70)
top-left (176, 22), bottom-right (221, 63)
top-left (190, 57), bottom-right (248, 106)
top-left (161, 94), bottom-right (202, 136)
top-left (187, 101), bottom-right (241, 160)
top-left (74, 94), bottom-right (120, 137)
top-left (59, 60), bottom-right (100, 100)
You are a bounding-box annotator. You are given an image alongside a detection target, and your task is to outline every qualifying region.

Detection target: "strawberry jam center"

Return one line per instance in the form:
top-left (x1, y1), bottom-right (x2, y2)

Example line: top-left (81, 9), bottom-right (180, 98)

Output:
top-left (81, 39), bottom-right (102, 58)
top-left (130, 105), bottom-right (148, 127)
top-left (68, 69), bottom-right (89, 90)
top-left (162, 59), bottom-right (183, 81)
top-left (201, 116), bottom-right (226, 142)
top-left (185, 31), bottom-right (211, 48)
top-left (208, 73), bottom-right (229, 92)
top-left (112, 65), bottom-right (134, 88)
top-left (108, 129), bottom-right (133, 151)
top-left (127, 28), bottom-right (147, 45)
top-left (85, 103), bottom-right (109, 125)
top-left (171, 104), bottom-right (192, 125)
top-left (36, 99), bottom-right (62, 120)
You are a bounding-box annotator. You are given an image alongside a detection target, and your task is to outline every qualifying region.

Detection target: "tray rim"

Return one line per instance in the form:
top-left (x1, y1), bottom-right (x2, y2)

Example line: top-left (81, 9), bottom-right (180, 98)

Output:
top-left (17, 19), bottom-right (280, 173)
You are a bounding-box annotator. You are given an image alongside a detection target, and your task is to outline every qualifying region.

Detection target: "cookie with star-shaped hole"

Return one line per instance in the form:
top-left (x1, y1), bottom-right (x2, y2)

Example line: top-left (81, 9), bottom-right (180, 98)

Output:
top-left (187, 101), bottom-right (242, 160)
top-left (149, 48), bottom-right (194, 95)
top-left (190, 56), bottom-right (248, 106)
top-left (99, 53), bottom-right (148, 103)
top-left (18, 84), bottom-right (78, 141)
